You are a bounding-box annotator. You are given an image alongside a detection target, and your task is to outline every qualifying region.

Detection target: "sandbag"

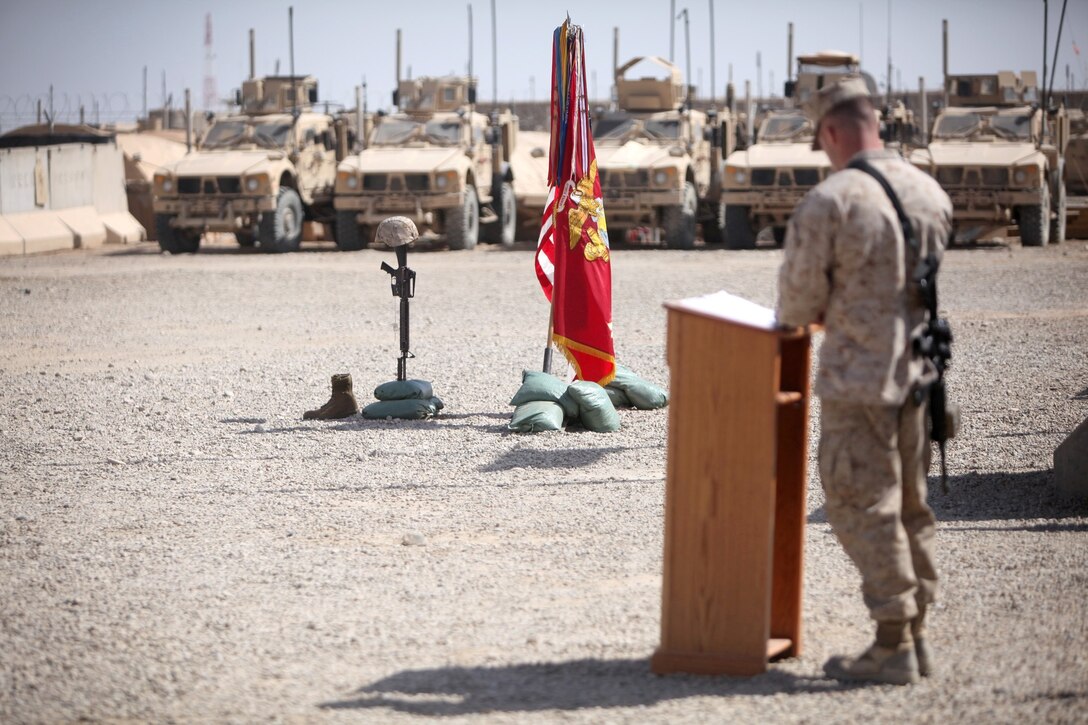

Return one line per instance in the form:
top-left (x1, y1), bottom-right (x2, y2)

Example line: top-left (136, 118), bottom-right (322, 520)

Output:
top-left (567, 381), bottom-right (621, 433)
top-left (361, 397), bottom-right (443, 420)
top-left (508, 400), bottom-right (565, 433)
top-left (374, 379), bottom-right (434, 401)
top-left (607, 364), bottom-right (668, 410)
top-left (604, 385), bottom-right (632, 409)
top-left (509, 370), bottom-right (578, 419)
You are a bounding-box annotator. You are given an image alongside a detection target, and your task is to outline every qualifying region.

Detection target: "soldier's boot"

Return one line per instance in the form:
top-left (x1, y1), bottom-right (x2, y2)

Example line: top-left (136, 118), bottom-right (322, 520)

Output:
top-left (912, 604), bottom-right (933, 678)
top-left (303, 373), bottom-right (359, 420)
top-left (824, 620), bottom-right (920, 686)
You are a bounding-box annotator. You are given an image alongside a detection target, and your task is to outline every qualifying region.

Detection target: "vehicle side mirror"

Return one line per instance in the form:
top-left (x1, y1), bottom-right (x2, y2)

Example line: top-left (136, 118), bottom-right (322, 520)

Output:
top-left (308, 87), bottom-right (318, 104)
top-left (468, 86), bottom-right (477, 104)
top-left (234, 89), bottom-right (242, 106)
top-left (784, 80), bottom-right (796, 99)
top-left (392, 90), bottom-right (400, 107)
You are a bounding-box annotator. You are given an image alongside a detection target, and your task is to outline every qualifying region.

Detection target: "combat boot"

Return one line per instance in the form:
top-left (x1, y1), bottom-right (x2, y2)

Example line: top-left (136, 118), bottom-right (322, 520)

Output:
top-left (912, 604), bottom-right (933, 677)
top-left (303, 373), bottom-right (359, 420)
top-left (824, 621), bottom-right (920, 686)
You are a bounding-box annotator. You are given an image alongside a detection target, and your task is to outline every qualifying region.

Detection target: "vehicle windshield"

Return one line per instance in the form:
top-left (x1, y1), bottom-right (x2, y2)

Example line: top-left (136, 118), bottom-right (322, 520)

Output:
top-left (369, 117), bottom-right (464, 146)
top-left (759, 114), bottom-right (812, 141)
top-left (932, 113), bottom-right (982, 139)
top-left (201, 119), bottom-right (293, 149)
top-left (593, 117), bottom-right (680, 143)
top-left (933, 111), bottom-right (1034, 141)
top-left (990, 112), bottom-right (1034, 141)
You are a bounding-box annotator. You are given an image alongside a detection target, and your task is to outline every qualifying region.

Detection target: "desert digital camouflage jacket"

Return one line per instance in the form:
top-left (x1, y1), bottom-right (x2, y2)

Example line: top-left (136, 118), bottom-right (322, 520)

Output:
top-left (776, 149), bottom-right (953, 405)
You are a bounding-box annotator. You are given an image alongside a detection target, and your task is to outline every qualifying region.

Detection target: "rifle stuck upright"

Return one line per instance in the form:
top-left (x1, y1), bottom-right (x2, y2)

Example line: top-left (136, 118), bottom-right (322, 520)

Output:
top-left (376, 217), bottom-right (419, 382)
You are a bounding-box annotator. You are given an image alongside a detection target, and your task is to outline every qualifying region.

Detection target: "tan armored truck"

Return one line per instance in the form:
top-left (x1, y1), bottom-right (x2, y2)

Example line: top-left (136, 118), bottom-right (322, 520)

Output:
top-left (593, 56), bottom-right (735, 249)
top-left (152, 74), bottom-right (347, 253)
top-left (722, 52), bottom-right (872, 248)
top-left (909, 71), bottom-right (1068, 246)
top-left (334, 75), bottom-right (518, 250)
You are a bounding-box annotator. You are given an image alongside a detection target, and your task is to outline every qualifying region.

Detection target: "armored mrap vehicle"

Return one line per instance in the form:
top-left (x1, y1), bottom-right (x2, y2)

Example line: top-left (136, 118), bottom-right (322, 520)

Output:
top-left (721, 51), bottom-right (871, 248)
top-left (152, 74), bottom-right (346, 253)
top-left (334, 75), bottom-right (518, 250)
top-left (593, 56), bottom-right (734, 249)
top-left (721, 108), bottom-right (828, 248)
top-left (909, 71), bottom-right (1068, 246)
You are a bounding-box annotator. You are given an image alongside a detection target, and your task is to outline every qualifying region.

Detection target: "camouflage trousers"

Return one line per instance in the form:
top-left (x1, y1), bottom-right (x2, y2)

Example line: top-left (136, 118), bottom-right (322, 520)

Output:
top-left (819, 397), bottom-right (938, 623)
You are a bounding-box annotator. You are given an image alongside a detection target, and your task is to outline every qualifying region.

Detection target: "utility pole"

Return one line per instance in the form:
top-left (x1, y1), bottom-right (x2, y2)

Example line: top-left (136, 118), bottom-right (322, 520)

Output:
top-left (708, 0), bottom-right (716, 106)
top-left (670, 0), bottom-right (676, 63)
top-left (886, 0), bottom-right (893, 104)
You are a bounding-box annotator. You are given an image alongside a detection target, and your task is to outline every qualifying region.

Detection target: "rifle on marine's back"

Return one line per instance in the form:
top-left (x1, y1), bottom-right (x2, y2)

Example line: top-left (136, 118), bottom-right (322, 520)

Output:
top-left (847, 158), bottom-right (957, 492)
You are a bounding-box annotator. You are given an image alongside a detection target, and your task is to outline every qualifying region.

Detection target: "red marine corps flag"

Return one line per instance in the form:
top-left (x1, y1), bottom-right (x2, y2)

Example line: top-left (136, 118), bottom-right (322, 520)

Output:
top-left (535, 19), bottom-right (616, 385)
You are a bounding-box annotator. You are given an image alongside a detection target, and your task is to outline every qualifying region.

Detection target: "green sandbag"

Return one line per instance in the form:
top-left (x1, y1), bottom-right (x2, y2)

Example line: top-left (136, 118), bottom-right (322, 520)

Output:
top-left (374, 379), bottom-right (434, 401)
top-left (605, 385), bottom-right (632, 409)
top-left (508, 400), bottom-right (565, 432)
top-left (509, 370), bottom-right (578, 419)
top-left (607, 364), bottom-right (668, 410)
top-left (361, 397), bottom-right (443, 420)
top-left (567, 381), bottom-right (621, 433)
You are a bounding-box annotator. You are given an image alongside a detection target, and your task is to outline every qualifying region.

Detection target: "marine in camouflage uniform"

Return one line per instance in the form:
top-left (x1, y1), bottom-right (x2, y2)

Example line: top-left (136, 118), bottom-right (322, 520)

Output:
top-left (776, 77), bottom-right (953, 685)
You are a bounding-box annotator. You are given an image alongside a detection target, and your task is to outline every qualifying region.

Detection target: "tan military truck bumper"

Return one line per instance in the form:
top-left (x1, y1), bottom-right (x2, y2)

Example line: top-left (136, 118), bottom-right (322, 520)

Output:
top-left (602, 190), bottom-right (685, 225)
top-left (724, 189), bottom-right (812, 225)
top-left (334, 192), bottom-right (464, 227)
top-left (153, 196), bottom-right (277, 231)
top-left (948, 188), bottom-right (1045, 222)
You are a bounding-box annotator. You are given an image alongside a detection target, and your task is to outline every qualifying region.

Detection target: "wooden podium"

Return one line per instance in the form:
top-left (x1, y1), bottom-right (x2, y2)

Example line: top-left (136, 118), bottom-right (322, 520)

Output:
top-left (651, 295), bottom-right (811, 676)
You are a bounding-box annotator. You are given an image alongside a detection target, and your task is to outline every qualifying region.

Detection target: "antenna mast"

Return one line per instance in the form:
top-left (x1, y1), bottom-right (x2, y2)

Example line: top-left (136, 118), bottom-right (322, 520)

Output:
top-left (203, 13), bottom-right (217, 111)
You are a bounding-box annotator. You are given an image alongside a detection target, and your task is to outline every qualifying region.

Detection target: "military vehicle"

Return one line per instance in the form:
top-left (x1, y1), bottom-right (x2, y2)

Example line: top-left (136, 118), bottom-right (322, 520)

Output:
top-left (152, 32), bottom-right (347, 254)
top-left (1064, 109), bottom-right (1088, 237)
top-left (721, 51), bottom-right (874, 249)
top-left (334, 70), bottom-right (518, 251)
top-left (909, 71), bottom-right (1068, 246)
top-left (592, 56), bottom-right (735, 250)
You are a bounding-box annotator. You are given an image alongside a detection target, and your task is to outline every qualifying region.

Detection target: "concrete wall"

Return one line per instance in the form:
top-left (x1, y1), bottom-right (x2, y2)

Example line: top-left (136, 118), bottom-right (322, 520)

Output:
top-left (0, 139), bottom-right (144, 256)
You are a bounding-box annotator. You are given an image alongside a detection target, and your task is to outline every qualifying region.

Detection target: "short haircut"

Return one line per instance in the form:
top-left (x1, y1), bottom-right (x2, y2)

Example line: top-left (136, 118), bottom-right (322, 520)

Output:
top-left (824, 96), bottom-right (877, 129)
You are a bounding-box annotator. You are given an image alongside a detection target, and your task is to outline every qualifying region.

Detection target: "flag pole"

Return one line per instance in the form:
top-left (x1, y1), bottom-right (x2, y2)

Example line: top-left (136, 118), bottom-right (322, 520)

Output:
top-left (542, 301), bottom-right (554, 374)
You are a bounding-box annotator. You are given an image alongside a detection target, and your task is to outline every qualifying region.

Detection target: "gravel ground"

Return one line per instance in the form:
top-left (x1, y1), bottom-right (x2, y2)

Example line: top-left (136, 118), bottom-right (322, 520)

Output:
top-left (1, 235), bottom-right (1086, 724)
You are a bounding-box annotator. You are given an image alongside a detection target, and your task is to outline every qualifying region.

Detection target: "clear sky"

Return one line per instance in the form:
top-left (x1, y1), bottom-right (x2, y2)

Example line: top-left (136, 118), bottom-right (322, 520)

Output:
top-left (1, 0), bottom-right (1086, 125)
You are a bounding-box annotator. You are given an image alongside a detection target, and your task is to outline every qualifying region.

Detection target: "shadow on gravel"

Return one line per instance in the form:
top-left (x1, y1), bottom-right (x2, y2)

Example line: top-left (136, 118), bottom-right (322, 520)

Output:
top-left (319, 657), bottom-right (854, 716)
top-left (480, 446), bottom-right (638, 472)
top-left (808, 469), bottom-right (1087, 526)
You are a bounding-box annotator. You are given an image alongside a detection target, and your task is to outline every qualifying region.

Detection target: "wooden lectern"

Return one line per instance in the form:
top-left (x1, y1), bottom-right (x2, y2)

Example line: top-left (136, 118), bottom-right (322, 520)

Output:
top-left (651, 294), bottom-right (811, 676)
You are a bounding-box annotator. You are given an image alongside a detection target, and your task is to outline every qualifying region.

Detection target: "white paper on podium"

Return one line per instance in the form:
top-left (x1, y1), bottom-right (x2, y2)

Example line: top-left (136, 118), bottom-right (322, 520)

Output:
top-left (667, 290), bottom-right (779, 330)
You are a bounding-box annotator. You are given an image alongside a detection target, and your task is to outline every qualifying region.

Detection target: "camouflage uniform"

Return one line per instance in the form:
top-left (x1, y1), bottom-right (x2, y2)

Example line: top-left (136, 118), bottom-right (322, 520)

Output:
top-left (777, 148), bottom-right (952, 624)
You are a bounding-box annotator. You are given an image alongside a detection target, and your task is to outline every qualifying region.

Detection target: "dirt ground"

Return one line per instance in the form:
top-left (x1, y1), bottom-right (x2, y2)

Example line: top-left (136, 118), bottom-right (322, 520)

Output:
top-left (1, 235), bottom-right (1086, 723)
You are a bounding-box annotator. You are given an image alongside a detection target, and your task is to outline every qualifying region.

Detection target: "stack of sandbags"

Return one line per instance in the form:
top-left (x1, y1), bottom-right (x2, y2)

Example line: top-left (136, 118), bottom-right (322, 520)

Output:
top-left (361, 379), bottom-right (445, 420)
top-left (603, 364), bottom-right (669, 410)
top-left (507, 366), bottom-right (667, 433)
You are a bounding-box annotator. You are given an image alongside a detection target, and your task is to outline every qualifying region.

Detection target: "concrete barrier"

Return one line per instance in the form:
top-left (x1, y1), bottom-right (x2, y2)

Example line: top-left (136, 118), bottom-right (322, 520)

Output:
top-left (5, 210), bottom-right (74, 254)
top-left (0, 125), bottom-right (146, 256)
top-left (57, 206), bottom-right (107, 249)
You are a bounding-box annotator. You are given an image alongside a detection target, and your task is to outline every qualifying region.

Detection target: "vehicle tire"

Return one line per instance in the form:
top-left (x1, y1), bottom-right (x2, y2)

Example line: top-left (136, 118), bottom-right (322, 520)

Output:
top-left (155, 214), bottom-right (200, 254)
top-left (1018, 183), bottom-right (1050, 247)
top-left (702, 201), bottom-right (726, 245)
top-left (663, 181), bottom-right (698, 250)
top-left (482, 182), bottom-right (516, 247)
top-left (235, 230), bottom-right (256, 247)
top-left (772, 226), bottom-right (787, 245)
top-left (724, 205), bottom-right (756, 249)
top-left (258, 187), bottom-right (304, 253)
top-left (1050, 180), bottom-right (1066, 245)
top-left (335, 210), bottom-right (369, 251)
top-left (446, 185), bottom-right (480, 250)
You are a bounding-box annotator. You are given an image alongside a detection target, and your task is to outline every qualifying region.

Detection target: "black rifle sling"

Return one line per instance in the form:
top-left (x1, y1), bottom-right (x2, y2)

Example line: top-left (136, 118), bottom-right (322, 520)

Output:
top-left (846, 157), bottom-right (951, 492)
